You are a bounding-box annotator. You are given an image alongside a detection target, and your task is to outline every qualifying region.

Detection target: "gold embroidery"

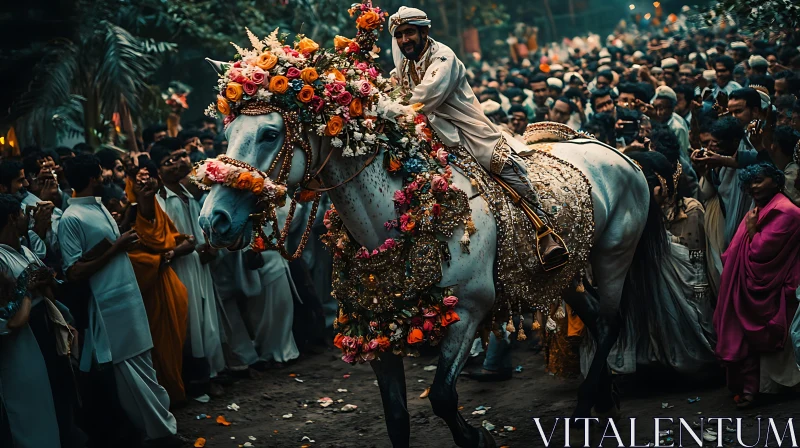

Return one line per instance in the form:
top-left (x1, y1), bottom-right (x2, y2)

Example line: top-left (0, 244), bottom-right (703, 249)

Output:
top-left (490, 136), bottom-right (510, 174)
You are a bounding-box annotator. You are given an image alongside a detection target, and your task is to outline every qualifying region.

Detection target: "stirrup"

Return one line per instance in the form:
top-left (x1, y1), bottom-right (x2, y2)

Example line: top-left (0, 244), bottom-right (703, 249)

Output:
top-left (536, 227), bottom-right (570, 272)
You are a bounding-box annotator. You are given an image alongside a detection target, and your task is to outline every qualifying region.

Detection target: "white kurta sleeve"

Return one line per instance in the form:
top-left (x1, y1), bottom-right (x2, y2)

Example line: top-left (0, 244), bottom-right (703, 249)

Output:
top-left (57, 216), bottom-right (84, 272)
top-left (409, 55), bottom-right (462, 113)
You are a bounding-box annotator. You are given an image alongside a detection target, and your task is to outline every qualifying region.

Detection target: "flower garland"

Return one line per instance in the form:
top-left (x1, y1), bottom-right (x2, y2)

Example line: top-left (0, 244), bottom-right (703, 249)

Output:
top-left (194, 157), bottom-right (288, 202)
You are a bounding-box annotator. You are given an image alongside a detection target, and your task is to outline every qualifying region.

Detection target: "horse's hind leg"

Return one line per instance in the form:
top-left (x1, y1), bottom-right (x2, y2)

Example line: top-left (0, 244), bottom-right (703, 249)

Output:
top-left (371, 354), bottom-right (410, 448)
top-left (429, 305), bottom-right (496, 448)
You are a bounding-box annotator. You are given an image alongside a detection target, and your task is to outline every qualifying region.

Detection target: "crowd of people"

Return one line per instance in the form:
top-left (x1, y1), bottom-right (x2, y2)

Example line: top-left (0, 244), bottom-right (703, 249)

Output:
top-left (0, 117), bottom-right (326, 447)
top-left (2, 7), bottom-right (800, 448)
top-left (462, 18), bottom-right (800, 410)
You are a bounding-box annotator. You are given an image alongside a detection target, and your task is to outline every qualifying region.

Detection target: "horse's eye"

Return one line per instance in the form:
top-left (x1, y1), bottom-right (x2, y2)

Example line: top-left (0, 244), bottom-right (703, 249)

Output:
top-left (262, 130), bottom-right (279, 143)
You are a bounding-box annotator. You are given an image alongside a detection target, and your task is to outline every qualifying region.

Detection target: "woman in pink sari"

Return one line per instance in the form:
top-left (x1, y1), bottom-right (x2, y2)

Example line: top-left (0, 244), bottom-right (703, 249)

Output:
top-left (714, 162), bottom-right (800, 409)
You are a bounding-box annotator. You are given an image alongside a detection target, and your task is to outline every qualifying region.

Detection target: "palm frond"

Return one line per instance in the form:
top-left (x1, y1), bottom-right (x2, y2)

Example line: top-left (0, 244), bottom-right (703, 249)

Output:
top-left (94, 21), bottom-right (159, 118)
top-left (5, 39), bottom-right (78, 126)
top-left (141, 38), bottom-right (179, 55)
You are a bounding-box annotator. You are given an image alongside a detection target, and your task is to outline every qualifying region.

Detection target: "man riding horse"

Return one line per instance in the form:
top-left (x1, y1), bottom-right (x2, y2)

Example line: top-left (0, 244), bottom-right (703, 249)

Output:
top-left (389, 7), bottom-right (568, 270)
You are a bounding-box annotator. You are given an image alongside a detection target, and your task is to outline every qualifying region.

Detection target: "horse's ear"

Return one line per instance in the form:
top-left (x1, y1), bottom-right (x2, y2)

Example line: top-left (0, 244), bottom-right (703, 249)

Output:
top-left (205, 58), bottom-right (228, 76)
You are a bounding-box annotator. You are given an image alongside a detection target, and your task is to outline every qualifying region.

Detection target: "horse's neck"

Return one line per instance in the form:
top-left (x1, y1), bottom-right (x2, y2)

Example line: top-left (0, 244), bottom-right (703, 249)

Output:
top-left (318, 148), bottom-right (400, 250)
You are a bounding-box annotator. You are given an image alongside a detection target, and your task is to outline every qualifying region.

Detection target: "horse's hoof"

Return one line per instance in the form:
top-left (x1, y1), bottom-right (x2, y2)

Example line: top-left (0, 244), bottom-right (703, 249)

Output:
top-left (477, 426), bottom-right (497, 448)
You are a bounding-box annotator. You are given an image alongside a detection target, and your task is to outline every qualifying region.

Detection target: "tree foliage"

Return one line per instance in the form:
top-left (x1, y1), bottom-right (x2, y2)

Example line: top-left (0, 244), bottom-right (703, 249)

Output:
top-left (698, 0), bottom-right (800, 34)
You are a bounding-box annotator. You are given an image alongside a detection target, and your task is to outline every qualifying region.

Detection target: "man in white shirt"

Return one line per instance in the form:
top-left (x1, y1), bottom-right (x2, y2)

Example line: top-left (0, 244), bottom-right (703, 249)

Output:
top-left (389, 6), bottom-right (567, 269)
top-left (713, 55), bottom-right (743, 98)
top-left (58, 154), bottom-right (180, 446)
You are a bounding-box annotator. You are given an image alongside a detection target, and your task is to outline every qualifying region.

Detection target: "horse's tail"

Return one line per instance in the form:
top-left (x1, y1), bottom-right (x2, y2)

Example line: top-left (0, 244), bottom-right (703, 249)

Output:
top-left (617, 188), bottom-right (668, 344)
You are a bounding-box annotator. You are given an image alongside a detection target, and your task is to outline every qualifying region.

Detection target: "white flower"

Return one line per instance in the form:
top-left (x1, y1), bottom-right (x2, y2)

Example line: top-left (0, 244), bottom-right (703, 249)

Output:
top-left (353, 132), bottom-right (363, 141)
top-left (399, 137), bottom-right (409, 146)
top-left (364, 133), bottom-right (376, 144)
top-left (342, 146), bottom-right (354, 157)
top-left (256, 90), bottom-right (273, 101)
top-left (204, 104), bottom-right (219, 119)
top-left (332, 137), bottom-right (344, 148)
top-left (316, 124), bottom-right (327, 135)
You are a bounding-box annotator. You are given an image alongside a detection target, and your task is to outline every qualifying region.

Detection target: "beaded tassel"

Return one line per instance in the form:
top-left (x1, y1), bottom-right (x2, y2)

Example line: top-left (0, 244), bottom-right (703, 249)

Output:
top-left (555, 306), bottom-right (565, 320)
top-left (532, 320), bottom-right (541, 330)
top-left (517, 315), bottom-right (527, 341)
top-left (505, 316), bottom-right (515, 333)
top-left (576, 282), bottom-right (585, 293)
top-left (460, 227), bottom-right (471, 254)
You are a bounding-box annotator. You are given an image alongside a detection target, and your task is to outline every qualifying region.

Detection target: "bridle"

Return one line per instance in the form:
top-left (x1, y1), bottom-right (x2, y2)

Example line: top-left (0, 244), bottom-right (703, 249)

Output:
top-left (209, 102), bottom-right (382, 259)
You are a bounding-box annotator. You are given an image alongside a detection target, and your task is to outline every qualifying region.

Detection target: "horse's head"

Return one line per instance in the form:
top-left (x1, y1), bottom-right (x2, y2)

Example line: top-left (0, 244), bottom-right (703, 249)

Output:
top-left (198, 94), bottom-right (310, 250)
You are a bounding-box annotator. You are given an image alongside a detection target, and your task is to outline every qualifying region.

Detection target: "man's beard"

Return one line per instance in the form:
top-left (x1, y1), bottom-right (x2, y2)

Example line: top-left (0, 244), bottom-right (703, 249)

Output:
top-left (400, 38), bottom-right (427, 61)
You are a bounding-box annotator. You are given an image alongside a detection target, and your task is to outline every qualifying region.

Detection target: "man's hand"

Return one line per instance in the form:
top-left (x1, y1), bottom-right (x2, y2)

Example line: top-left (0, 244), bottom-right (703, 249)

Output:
top-left (691, 149), bottom-right (736, 170)
top-left (113, 229), bottom-right (139, 253)
top-left (32, 202), bottom-right (55, 238)
top-left (196, 243), bottom-right (218, 265)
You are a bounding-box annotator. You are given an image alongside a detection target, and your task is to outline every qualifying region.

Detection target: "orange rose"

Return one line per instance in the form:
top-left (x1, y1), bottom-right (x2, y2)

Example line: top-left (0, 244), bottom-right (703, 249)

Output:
top-left (300, 67), bottom-right (319, 84)
top-left (295, 37), bottom-right (320, 55)
top-left (217, 96), bottom-right (231, 115)
top-left (334, 35), bottom-right (354, 51)
top-left (325, 69), bottom-right (346, 83)
top-left (269, 75), bottom-right (289, 94)
top-left (349, 98), bottom-right (363, 117)
top-left (356, 11), bottom-right (382, 31)
top-left (257, 52), bottom-right (278, 70)
top-left (251, 178), bottom-right (264, 195)
top-left (297, 85), bottom-right (315, 103)
top-left (325, 116), bottom-right (344, 136)
top-left (376, 336), bottom-right (391, 351)
top-left (225, 82), bottom-right (244, 102)
top-left (388, 158), bottom-right (402, 172)
top-left (441, 309), bottom-right (460, 327)
top-left (333, 333), bottom-right (345, 349)
top-left (406, 328), bottom-right (424, 345)
top-left (235, 172), bottom-right (254, 191)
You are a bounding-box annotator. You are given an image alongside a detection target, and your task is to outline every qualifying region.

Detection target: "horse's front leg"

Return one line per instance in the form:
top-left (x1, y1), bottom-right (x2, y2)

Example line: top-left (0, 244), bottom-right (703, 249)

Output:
top-left (371, 353), bottom-right (410, 448)
top-left (429, 303), bottom-right (496, 448)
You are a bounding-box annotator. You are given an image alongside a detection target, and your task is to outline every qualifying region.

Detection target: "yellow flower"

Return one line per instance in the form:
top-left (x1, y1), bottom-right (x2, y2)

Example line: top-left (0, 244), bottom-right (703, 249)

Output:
top-left (269, 76), bottom-right (289, 94)
top-left (216, 96), bottom-right (231, 115)
top-left (295, 37), bottom-right (320, 55)
top-left (300, 68), bottom-right (319, 84)
top-left (256, 52), bottom-right (278, 70)
top-left (225, 83), bottom-right (243, 102)
top-left (334, 35), bottom-right (354, 51)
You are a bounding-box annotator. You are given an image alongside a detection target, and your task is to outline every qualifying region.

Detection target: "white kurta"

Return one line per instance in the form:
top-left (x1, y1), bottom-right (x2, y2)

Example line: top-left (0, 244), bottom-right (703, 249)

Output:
top-left (156, 186), bottom-right (225, 376)
top-left (392, 38), bottom-right (528, 171)
top-left (0, 244), bottom-right (61, 448)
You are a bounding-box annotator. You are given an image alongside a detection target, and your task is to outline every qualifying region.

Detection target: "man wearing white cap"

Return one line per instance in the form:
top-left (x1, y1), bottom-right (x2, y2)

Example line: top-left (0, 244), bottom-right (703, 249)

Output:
top-left (546, 77), bottom-right (564, 102)
top-left (661, 57), bottom-right (679, 87)
top-left (651, 86), bottom-right (697, 185)
top-left (389, 6), bottom-right (567, 268)
top-left (729, 41), bottom-right (749, 65)
top-left (746, 55), bottom-right (769, 78)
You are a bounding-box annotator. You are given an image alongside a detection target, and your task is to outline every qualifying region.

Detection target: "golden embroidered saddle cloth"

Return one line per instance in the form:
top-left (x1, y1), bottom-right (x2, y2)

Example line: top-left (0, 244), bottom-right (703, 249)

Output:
top-left (449, 123), bottom-right (596, 320)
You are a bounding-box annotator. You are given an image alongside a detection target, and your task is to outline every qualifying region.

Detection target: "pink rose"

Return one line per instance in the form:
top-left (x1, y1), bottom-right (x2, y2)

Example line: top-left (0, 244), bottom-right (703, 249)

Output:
top-left (368, 339), bottom-right (379, 351)
top-left (286, 67), bottom-right (301, 79)
top-left (341, 353), bottom-right (356, 363)
top-left (355, 62), bottom-right (369, 71)
top-left (431, 175), bottom-right (448, 192)
top-left (405, 181), bottom-right (419, 193)
top-left (367, 67), bottom-right (379, 79)
top-left (422, 308), bottom-right (438, 318)
top-left (204, 161), bottom-right (230, 183)
top-left (341, 336), bottom-right (358, 349)
top-left (336, 91), bottom-right (352, 106)
top-left (432, 203), bottom-right (441, 216)
top-left (358, 81), bottom-right (372, 96)
top-left (223, 114), bottom-right (235, 126)
top-left (399, 214), bottom-right (409, 226)
top-left (436, 148), bottom-right (449, 165)
top-left (233, 62), bottom-right (242, 68)
top-left (251, 68), bottom-right (267, 85)
top-left (393, 190), bottom-right (408, 205)
top-left (443, 296), bottom-right (458, 308)
top-left (381, 238), bottom-right (398, 250)
top-left (356, 247), bottom-right (370, 259)
top-left (331, 82), bottom-right (345, 94)
top-left (423, 319), bottom-right (434, 332)
top-left (311, 96), bottom-right (325, 114)
top-left (242, 79), bottom-right (258, 96)
top-left (229, 68), bottom-right (242, 80)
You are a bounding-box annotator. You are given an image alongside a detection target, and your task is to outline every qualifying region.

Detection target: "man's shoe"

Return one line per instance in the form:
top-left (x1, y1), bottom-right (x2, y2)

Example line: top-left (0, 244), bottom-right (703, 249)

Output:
top-left (466, 368), bottom-right (513, 382)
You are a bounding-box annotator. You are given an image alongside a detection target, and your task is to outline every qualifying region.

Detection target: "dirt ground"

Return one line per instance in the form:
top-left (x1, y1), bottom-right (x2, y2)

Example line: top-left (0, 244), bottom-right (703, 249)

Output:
top-left (177, 342), bottom-right (799, 448)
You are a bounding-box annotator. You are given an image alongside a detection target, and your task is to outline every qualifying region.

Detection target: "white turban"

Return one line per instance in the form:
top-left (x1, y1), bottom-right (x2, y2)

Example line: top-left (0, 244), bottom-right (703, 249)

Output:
top-left (633, 50), bottom-right (645, 60)
top-left (748, 55), bottom-right (768, 69)
top-left (564, 72), bottom-right (585, 84)
top-left (389, 7), bottom-right (432, 69)
top-left (730, 41), bottom-right (748, 51)
top-left (651, 85), bottom-right (677, 105)
top-left (702, 69), bottom-right (716, 82)
top-left (547, 78), bottom-right (564, 90)
top-left (750, 85), bottom-right (771, 110)
top-left (481, 99), bottom-right (502, 116)
top-left (661, 57), bottom-right (679, 69)
top-left (550, 64), bottom-right (564, 72)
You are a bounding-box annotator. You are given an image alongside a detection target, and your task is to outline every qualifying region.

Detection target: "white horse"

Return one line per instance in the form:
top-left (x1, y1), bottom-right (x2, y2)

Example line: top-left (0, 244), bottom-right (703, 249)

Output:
top-left (198, 109), bottom-right (665, 447)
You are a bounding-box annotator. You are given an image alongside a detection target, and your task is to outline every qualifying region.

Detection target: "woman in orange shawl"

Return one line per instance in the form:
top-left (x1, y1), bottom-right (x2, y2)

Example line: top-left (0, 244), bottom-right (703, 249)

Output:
top-left (124, 164), bottom-right (192, 404)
